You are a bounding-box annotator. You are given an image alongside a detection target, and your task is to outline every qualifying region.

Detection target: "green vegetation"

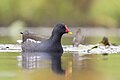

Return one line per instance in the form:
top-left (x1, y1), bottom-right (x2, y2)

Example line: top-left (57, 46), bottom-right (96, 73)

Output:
top-left (0, 0), bottom-right (120, 27)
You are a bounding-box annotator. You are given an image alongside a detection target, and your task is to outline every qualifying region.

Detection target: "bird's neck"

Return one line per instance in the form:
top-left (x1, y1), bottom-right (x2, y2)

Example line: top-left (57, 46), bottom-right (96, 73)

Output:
top-left (50, 33), bottom-right (63, 43)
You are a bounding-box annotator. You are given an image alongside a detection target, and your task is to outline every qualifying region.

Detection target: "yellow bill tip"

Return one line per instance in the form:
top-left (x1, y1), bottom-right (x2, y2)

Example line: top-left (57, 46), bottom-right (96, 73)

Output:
top-left (68, 31), bottom-right (72, 34)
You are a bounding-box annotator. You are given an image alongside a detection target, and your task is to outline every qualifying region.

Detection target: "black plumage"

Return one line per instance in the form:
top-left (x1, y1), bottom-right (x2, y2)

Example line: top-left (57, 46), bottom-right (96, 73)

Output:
top-left (21, 23), bottom-right (72, 53)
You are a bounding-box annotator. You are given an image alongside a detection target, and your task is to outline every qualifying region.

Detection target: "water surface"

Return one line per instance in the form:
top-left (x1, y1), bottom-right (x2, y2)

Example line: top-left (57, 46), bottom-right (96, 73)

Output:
top-left (0, 52), bottom-right (120, 80)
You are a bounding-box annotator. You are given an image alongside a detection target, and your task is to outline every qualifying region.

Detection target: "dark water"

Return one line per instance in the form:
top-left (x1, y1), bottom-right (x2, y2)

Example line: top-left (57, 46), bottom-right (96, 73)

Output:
top-left (0, 52), bottom-right (120, 80)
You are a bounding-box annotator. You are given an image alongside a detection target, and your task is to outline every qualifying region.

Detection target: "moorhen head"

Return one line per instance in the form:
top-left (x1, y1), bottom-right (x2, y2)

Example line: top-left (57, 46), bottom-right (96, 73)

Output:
top-left (21, 23), bottom-right (72, 53)
top-left (51, 24), bottom-right (72, 35)
top-left (50, 24), bottom-right (72, 41)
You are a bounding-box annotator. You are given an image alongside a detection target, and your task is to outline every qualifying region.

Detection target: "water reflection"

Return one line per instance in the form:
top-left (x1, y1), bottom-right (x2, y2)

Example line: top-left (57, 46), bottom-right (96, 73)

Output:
top-left (20, 52), bottom-right (105, 80)
top-left (72, 54), bottom-right (104, 80)
top-left (22, 51), bottom-right (65, 74)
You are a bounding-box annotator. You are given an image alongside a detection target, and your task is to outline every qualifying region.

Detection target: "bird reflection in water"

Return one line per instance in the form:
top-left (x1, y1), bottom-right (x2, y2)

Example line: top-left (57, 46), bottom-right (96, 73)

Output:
top-left (22, 51), bottom-right (65, 74)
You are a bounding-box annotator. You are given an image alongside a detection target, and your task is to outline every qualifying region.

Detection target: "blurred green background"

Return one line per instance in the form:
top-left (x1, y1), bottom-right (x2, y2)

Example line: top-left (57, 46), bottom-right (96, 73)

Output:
top-left (0, 0), bottom-right (120, 27)
top-left (0, 0), bottom-right (119, 45)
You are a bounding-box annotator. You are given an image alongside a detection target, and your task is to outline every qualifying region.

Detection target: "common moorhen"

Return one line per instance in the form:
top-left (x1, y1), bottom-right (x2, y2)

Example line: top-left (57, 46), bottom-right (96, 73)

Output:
top-left (21, 23), bottom-right (72, 52)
